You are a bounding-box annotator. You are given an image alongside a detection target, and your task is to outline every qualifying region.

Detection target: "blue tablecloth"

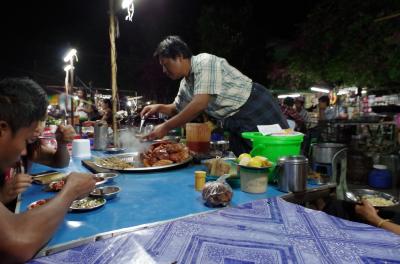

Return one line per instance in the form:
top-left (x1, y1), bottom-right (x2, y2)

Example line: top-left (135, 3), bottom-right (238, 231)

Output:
top-left (29, 197), bottom-right (400, 264)
top-left (20, 153), bottom-right (285, 250)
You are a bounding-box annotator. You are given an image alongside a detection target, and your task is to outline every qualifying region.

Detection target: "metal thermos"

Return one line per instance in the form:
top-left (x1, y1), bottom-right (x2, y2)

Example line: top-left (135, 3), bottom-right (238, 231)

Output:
top-left (94, 123), bottom-right (108, 150)
top-left (277, 155), bottom-right (308, 192)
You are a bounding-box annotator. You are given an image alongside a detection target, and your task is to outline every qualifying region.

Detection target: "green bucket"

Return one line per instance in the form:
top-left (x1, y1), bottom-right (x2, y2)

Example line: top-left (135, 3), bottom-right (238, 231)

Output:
top-left (241, 132), bottom-right (304, 182)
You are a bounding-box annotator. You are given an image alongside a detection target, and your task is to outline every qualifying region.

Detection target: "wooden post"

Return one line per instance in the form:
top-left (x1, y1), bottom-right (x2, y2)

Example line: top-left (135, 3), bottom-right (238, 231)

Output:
top-left (109, 0), bottom-right (119, 147)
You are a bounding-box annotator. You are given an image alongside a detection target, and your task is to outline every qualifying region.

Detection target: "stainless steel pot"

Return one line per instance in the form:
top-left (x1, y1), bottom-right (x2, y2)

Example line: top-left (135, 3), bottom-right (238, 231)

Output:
top-left (312, 143), bottom-right (346, 164)
top-left (277, 155), bottom-right (308, 192)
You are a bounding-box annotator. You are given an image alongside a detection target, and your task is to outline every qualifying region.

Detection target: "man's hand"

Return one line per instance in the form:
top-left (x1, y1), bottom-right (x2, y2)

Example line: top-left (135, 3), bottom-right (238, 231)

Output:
top-left (62, 172), bottom-right (96, 200)
top-left (355, 199), bottom-right (381, 225)
top-left (55, 125), bottom-right (76, 143)
top-left (144, 123), bottom-right (169, 141)
top-left (0, 173), bottom-right (32, 204)
top-left (140, 104), bottom-right (162, 119)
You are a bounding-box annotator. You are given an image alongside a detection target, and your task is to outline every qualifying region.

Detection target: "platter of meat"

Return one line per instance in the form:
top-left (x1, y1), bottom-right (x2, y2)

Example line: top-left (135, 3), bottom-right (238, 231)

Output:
top-left (94, 141), bottom-right (192, 171)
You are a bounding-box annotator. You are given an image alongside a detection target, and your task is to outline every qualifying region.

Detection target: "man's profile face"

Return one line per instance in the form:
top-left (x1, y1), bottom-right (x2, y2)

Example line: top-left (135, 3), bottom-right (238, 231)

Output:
top-left (0, 121), bottom-right (38, 170)
top-left (159, 56), bottom-right (184, 80)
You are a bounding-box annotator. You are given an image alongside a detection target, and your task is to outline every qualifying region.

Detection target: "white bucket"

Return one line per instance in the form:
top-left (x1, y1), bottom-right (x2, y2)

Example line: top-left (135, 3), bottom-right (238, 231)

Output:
top-left (239, 166), bottom-right (268, 193)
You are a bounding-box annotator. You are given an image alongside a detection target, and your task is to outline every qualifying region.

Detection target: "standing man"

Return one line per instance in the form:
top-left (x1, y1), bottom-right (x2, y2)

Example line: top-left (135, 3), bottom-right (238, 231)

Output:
top-left (0, 78), bottom-right (95, 263)
top-left (141, 35), bottom-right (288, 155)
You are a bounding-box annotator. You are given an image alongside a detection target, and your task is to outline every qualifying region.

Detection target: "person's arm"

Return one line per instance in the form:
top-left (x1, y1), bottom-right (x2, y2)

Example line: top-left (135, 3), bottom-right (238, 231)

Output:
top-left (30, 125), bottom-right (75, 168)
top-left (140, 103), bottom-right (178, 118)
top-left (0, 172), bottom-right (95, 263)
top-left (355, 200), bottom-right (400, 235)
top-left (145, 94), bottom-right (210, 140)
top-left (164, 94), bottom-right (210, 130)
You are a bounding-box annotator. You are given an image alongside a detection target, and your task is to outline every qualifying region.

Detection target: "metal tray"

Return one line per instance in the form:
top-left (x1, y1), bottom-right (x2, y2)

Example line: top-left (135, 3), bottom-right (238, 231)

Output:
top-left (352, 189), bottom-right (399, 208)
top-left (94, 152), bottom-right (192, 172)
top-left (69, 197), bottom-right (106, 211)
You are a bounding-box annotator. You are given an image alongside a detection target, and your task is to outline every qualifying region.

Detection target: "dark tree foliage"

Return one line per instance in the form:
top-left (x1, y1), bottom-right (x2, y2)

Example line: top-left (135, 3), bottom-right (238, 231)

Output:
top-left (269, 0), bottom-right (400, 90)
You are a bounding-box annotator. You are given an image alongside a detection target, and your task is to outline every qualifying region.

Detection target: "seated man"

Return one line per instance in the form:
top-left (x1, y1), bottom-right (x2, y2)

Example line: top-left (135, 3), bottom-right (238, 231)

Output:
top-left (280, 97), bottom-right (304, 131)
top-left (0, 78), bottom-right (96, 263)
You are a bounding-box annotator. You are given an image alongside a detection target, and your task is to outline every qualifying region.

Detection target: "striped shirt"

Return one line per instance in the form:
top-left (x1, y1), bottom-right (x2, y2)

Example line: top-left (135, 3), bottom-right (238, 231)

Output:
top-left (174, 53), bottom-right (252, 119)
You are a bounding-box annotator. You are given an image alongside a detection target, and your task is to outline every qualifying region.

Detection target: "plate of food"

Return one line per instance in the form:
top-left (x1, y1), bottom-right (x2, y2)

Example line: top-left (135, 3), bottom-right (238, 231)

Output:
top-left (352, 189), bottom-right (399, 208)
top-left (32, 171), bottom-right (67, 185)
top-left (42, 175), bottom-right (106, 191)
top-left (94, 141), bottom-right (192, 171)
top-left (69, 197), bottom-right (106, 211)
top-left (28, 198), bottom-right (51, 210)
top-left (43, 179), bottom-right (66, 192)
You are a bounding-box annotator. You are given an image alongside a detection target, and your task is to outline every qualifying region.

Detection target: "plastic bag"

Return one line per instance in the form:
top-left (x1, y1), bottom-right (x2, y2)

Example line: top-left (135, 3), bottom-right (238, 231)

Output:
top-left (202, 174), bottom-right (233, 207)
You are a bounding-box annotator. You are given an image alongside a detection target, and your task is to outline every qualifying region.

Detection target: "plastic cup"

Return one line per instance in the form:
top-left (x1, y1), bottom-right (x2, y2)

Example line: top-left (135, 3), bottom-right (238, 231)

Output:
top-left (72, 139), bottom-right (91, 158)
top-left (195, 171), bottom-right (206, 191)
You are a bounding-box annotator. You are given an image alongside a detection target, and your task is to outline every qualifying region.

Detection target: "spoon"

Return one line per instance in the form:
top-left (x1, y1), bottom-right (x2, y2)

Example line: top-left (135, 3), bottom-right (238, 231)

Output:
top-left (345, 191), bottom-right (362, 204)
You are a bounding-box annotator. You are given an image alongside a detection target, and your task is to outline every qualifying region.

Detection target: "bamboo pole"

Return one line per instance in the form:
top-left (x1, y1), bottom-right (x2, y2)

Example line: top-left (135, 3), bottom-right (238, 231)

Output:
top-left (109, 0), bottom-right (119, 147)
top-left (374, 12), bottom-right (400, 22)
top-left (70, 60), bottom-right (75, 126)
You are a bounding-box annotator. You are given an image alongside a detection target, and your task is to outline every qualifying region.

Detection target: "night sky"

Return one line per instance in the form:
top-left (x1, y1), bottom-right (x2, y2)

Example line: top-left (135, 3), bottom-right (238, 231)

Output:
top-left (0, 0), bottom-right (318, 102)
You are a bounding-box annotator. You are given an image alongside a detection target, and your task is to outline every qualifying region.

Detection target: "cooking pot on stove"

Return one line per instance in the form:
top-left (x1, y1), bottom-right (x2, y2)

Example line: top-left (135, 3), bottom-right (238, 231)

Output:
top-left (312, 143), bottom-right (346, 164)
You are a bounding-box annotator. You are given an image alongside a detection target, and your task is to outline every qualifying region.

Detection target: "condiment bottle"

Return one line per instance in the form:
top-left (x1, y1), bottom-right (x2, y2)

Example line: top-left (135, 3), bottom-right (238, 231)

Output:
top-left (195, 171), bottom-right (206, 191)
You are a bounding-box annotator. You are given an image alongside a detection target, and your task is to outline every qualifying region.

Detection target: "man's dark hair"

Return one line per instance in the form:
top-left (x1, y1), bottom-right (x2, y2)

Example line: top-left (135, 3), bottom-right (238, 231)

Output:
top-left (318, 95), bottom-right (330, 104)
top-left (153, 35), bottom-right (192, 59)
top-left (0, 78), bottom-right (48, 134)
top-left (283, 97), bottom-right (295, 107)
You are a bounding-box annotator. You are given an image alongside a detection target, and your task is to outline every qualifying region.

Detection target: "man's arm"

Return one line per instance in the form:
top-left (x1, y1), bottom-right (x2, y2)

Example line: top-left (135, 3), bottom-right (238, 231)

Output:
top-left (355, 200), bottom-right (400, 235)
top-left (159, 103), bottom-right (179, 116)
top-left (144, 95), bottom-right (210, 140)
top-left (0, 173), bottom-right (95, 263)
top-left (163, 94), bottom-right (210, 131)
top-left (141, 103), bottom-right (178, 118)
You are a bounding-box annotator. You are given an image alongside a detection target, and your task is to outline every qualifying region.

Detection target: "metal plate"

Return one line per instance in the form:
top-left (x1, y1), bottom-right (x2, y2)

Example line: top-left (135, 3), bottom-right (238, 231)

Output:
top-left (95, 173), bottom-right (119, 182)
top-left (69, 197), bottom-right (106, 211)
top-left (104, 147), bottom-right (126, 154)
top-left (90, 186), bottom-right (121, 200)
top-left (352, 189), bottom-right (399, 208)
top-left (93, 176), bottom-right (107, 186)
top-left (94, 152), bottom-right (192, 172)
